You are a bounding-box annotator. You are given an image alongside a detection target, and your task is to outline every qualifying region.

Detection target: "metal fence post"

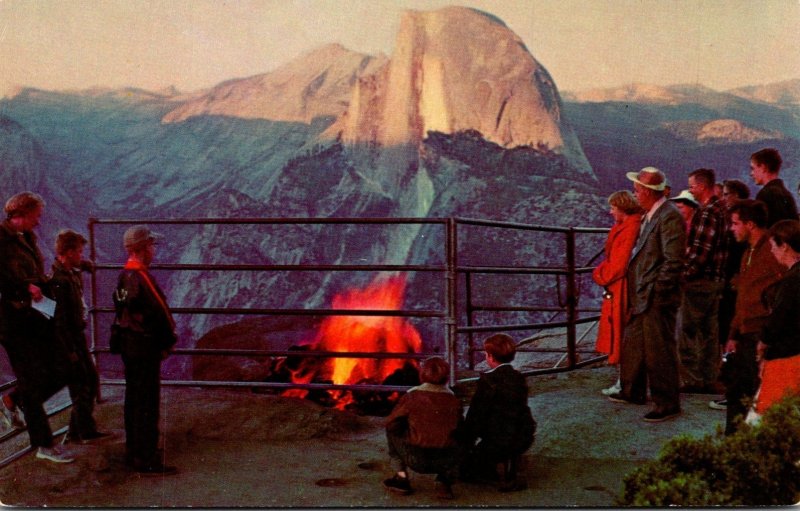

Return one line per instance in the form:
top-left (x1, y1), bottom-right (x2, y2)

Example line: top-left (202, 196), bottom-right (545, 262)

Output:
top-left (445, 218), bottom-right (458, 386)
top-left (465, 271), bottom-right (475, 369)
top-left (87, 217), bottom-right (103, 401)
top-left (565, 228), bottom-right (577, 368)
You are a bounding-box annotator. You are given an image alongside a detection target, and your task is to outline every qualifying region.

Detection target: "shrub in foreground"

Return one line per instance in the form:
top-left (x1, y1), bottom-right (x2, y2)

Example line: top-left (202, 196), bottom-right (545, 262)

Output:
top-left (618, 395), bottom-right (800, 506)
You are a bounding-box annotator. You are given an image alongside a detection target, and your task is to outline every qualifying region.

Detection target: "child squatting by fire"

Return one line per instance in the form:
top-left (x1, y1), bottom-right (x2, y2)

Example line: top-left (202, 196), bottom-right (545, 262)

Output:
top-left (382, 334), bottom-right (536, 499)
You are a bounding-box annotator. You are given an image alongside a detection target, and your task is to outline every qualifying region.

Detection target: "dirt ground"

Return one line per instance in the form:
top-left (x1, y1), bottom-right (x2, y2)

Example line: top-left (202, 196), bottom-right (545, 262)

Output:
top-left (0, 365), bottom-right (724, 507)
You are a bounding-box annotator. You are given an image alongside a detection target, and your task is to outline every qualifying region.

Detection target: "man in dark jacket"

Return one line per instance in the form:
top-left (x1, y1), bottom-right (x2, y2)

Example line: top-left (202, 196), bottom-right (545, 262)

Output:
top-left (750, 148), bottom-right (798, 227)
top-left (0, 192), bottom-right (73, 463)
top-left (463, 334), bottom-right (536, 492)
top-left (113, 225), bottom-right (178, 475)
top-left (50, 229), bottom-right (110, 444)
top-left (720, 200), bottom-right (783, 434)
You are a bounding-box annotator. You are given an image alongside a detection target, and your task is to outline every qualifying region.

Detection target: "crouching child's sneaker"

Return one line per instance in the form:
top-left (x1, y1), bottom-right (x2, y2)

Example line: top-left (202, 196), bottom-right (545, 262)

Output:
top-left (383, 474), bottom-right (412, 495)
top-left (36, 445), bottom-right (75, 463)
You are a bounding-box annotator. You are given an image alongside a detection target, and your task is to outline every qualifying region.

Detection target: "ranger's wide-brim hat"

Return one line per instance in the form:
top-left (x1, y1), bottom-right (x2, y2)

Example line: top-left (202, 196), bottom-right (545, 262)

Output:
top-left (626, 166), bottom-right (667, 191)
top-left (123, 225), bottom-right (163, 249)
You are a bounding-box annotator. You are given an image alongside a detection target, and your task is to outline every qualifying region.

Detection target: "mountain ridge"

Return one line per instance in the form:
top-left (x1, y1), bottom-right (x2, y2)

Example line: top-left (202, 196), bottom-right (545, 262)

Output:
top-left (563, 80), bottom-right (800, 108)
top-left (162, 43), bottom-right (388, 125)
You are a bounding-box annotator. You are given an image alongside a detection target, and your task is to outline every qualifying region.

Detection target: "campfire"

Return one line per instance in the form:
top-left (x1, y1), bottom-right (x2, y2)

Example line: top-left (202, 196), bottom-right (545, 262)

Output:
top-left (278, 275), bottom-right (423, 413)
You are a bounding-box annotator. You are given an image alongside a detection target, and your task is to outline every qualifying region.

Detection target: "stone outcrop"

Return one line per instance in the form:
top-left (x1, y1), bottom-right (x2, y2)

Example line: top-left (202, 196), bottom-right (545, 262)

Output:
top-left (330, 7), bottom-right (588, 166)
top-left (661, 119), bottom-right (783, 144)
top-left (162, 44), bottom-right (387, 124)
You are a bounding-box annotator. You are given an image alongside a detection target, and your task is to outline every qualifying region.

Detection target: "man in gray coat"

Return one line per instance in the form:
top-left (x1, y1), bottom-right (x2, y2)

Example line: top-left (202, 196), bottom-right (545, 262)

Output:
top-left (608, 167), bottom-right (686, 422)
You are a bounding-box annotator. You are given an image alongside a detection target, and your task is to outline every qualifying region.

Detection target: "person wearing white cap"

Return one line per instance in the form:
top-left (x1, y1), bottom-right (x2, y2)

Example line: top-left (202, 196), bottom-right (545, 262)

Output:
top-left (111, 225), bottom-right (178, 475)
top-left (607, 167), bottom-right (686, 422)
top-left (670, 189), bottom-right (699, 232)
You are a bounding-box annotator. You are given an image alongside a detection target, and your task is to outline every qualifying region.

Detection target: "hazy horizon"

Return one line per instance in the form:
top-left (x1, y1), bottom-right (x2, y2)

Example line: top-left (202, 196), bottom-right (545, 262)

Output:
top-left (1, 0), bottom-right (799, 99)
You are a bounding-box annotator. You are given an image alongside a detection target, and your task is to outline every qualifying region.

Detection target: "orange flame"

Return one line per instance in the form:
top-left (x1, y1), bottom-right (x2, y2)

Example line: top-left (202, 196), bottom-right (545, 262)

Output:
top-left (285, 275), bottom-right (422, 408)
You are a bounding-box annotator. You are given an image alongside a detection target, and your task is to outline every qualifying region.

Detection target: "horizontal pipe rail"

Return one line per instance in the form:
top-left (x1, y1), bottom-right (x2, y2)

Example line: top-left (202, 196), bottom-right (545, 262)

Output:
top-left (457, 266), bottom-right (597, 275)
top-left (459, 266), bottom-right (570, 276)
top-left (94, 348), bottom-right (437, 360)
top-left (100, 379), bottom-right (416, 393)
top-left (467, 347), bottom-right (604, 354)
top-left (94, 263), bottom-right (446, 272)
top-left (90, 217), bottom-right (448, 226)
top-left (456, 354), bottom-right (608, 384)
top-left (469, 306), bottom-right (600, 313)
top-left (454, 217), bottom-right (576, 233)
top-left (455, 217), bottom-right (609, 234)
top-left (457, 315), bottom-right (601, 334)
top-left (91, 306), bottom-right (445, 317)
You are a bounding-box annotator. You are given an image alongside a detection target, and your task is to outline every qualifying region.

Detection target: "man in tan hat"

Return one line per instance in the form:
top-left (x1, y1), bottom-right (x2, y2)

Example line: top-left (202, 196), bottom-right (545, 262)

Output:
top-left (112, 225), bottom-right (178, 475)
top-left (608, 167), bottom-right (686, 422)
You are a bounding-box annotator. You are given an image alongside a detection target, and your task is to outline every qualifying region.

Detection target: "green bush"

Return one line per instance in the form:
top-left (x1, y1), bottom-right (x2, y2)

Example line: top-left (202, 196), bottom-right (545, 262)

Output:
top-left (618, 395), bottom-right (800, 506)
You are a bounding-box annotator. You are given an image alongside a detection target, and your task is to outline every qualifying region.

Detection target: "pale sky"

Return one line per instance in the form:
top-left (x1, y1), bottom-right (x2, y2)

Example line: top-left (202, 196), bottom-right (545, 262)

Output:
top-left (1, 0), bottom-right (798, 98)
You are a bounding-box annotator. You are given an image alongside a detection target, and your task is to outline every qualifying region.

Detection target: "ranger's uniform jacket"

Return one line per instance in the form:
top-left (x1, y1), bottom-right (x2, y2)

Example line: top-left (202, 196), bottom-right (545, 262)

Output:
top-left (112, 260), bottom-right (177, 358)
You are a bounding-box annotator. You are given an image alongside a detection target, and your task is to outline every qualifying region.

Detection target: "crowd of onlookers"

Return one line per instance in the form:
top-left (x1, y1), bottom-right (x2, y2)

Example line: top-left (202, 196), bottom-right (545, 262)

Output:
top-left (593, 147), bottom-right (800, 434)
top-left (1, 147), bottom-right (798, 497)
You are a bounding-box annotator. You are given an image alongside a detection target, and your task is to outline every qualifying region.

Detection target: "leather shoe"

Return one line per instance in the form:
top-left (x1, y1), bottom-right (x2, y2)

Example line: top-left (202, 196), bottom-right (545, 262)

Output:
top-left (643, 408), bottom-right (681, 422)
top-left (607, 392), bottom-right (645, 405)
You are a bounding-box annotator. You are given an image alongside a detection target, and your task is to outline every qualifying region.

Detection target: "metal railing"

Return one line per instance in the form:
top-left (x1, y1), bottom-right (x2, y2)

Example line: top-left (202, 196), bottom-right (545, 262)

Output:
top-left (0, 216), bottom-right (609, 467)
top-left (453, 219), bottom-right (608, 374)
top-left (84, 217), bottom-right (608, 386)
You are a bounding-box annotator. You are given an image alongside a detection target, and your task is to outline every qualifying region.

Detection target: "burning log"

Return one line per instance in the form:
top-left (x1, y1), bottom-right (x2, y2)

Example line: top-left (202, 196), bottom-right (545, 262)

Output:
top-left (268, 275), bottom-right (425, 414)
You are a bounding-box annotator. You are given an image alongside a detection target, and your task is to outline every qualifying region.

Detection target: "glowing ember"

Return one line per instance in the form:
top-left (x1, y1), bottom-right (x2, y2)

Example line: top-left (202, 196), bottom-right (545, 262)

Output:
top-left (285, 275), bottom-right (422, 408)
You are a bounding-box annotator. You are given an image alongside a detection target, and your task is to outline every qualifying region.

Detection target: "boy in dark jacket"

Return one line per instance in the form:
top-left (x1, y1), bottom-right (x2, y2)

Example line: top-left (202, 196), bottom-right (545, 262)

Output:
top-left (462, 333), bottom-right (536, 491)
top-left (383, 356), bottom-right (463, 499)
top-left (50, 229), bottom-right (110, 444)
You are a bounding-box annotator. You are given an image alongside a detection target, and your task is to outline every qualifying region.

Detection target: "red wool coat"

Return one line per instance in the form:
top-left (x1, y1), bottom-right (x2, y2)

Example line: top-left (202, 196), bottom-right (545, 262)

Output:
top-left (592, 213), bottom-right (642, 364)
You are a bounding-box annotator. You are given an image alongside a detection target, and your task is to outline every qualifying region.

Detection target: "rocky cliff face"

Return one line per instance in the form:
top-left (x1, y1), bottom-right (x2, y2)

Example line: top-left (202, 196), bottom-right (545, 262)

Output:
top-left (0, 116), bottom-right (46, 193)
top-left (330, 7), bottom-right (590, 174)
top-left (162, 44), bottom-right (387, 124)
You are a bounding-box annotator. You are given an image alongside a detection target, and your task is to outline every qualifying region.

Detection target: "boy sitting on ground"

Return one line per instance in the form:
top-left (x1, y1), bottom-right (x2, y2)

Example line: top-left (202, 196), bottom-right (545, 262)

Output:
top-left (383, 356), bottom-right (463, 499)
top-left (462, 333), bottom-right (536, 491)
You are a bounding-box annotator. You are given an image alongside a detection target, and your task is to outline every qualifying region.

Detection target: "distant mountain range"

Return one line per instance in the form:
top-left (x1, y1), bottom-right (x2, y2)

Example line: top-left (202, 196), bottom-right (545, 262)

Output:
top-left (562, 79), bottom-right (800, 107)
top-left (0, 6), bottom-right (798, 380)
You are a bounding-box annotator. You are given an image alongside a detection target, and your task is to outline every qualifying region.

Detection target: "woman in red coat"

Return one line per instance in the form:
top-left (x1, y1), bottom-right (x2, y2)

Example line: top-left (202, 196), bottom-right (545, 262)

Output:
top-left (592, 191), bottom-right (642, 395)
